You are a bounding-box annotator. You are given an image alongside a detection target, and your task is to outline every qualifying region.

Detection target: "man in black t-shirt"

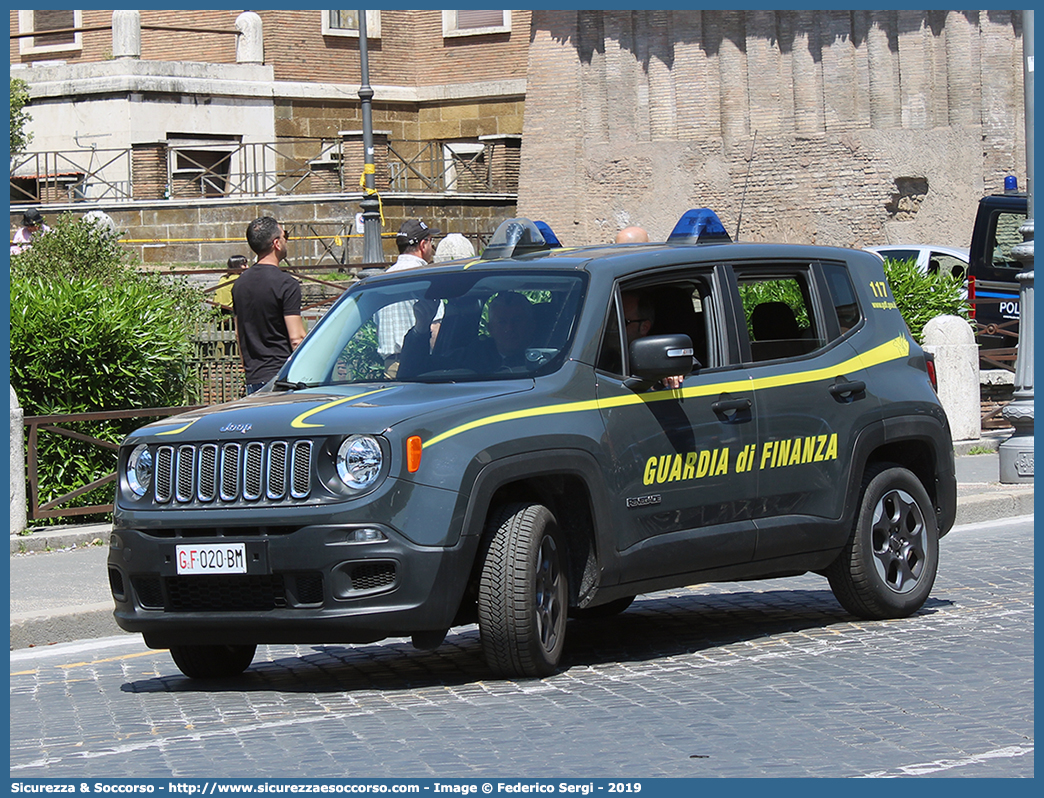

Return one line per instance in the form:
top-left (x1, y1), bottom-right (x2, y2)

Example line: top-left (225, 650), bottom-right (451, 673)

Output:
top-left (232, 217), bottom-right (306, 394)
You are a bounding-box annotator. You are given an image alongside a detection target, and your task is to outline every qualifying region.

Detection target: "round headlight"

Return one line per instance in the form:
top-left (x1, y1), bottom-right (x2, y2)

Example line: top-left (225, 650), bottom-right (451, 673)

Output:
top-left (127, 444), bottom-right (153, 497)
top-left (336, 435), bottom-right (383, 490)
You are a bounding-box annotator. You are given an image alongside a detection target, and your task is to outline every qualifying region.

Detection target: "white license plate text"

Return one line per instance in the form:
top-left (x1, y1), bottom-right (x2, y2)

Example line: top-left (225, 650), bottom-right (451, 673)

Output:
top-left (176, 543), bottom-right (247, 575)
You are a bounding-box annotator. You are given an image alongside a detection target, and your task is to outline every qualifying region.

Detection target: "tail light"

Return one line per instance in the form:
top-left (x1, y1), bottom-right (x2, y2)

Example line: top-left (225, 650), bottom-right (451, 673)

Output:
top-left (967, 274), bottom-right (977, 319)
top-left (925, 352), bottom-right (938, 392)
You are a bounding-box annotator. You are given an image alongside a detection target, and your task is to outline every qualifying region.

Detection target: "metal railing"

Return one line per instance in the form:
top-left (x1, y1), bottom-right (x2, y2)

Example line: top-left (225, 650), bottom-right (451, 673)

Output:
top-left (23, 406), bottom-right (202, 520)
top-left (11, 148), bottom-right (134, 203)
top-left (11, 138), bottom-right (508, 205)
top-left (386, 140), bottom-right (489, 193)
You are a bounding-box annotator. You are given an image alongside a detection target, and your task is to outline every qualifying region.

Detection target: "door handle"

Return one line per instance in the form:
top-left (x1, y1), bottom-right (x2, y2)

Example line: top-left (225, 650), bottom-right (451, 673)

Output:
top-left (712, 397), bottom-right (752, 421)
top-left (829, 379), bottom-right (866, 401)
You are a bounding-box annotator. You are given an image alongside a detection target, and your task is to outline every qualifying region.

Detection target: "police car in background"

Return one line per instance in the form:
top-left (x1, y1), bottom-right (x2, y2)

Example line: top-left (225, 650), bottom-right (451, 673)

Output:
top-left (109, 210), bottom-right (956, 680)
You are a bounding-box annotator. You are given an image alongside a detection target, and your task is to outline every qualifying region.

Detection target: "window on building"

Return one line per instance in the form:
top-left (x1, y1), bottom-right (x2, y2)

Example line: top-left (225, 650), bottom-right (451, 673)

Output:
top-left (18, 10), bottom-right (82, 56)
top-left (168, 135), bottom-right (240, 199)
top-left (442, 143), bottom-right (486, 193)
top-left (322, 10), bottom-right (381, 38)
top-left (442, 10), bottom-right (511, 38)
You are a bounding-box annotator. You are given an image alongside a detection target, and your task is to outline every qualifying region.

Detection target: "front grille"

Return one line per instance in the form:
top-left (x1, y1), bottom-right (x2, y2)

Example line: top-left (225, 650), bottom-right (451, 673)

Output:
top-left (132, 575), bottom-right (163, 609)
top-left (348, 562), bottom-right (397, 592)
top-left (152, 440), bottom-right (313, 506)
top-left (108, 567), bottom-right (126, 601)
top-left (166, 574), bottom-right (287, 611)
top-left (291, 573), bottom-right (325, 605)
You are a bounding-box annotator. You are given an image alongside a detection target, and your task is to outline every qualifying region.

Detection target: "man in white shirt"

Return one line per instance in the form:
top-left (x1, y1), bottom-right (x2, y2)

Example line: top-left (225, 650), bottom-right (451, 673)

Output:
top-left (378, 219), bottom-right (441, 375)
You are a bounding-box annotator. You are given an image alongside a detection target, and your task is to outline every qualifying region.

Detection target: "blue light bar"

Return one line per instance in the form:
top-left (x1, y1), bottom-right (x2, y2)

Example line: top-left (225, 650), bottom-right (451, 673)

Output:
top-left (667, 208), bottom-right (731, 244)
top-left (480, 218), bottom-right (554, 259)
top-left (533, 220), bottom-right (562, 248)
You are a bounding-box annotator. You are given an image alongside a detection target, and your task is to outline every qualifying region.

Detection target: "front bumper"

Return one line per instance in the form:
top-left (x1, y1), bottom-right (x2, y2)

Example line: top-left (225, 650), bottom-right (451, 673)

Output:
top-left (107, 523), bottom-right (478, 648)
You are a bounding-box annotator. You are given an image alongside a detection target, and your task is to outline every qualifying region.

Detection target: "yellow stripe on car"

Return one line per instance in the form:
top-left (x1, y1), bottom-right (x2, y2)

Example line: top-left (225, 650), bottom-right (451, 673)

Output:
top-left (290, 388), bottom-right (393, 429)
top-left (424, 335), bottom-right (910, 449)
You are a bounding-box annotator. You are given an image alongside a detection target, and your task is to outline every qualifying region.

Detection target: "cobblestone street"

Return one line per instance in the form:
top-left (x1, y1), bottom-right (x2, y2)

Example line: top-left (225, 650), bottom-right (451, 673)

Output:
top-left (10, 516), bottom-right (1033, 778)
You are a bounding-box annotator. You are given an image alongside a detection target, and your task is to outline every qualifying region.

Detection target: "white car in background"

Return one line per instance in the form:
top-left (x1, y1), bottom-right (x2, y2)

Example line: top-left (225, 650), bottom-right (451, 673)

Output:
top-left (863, 244), bottom-right (969, 281)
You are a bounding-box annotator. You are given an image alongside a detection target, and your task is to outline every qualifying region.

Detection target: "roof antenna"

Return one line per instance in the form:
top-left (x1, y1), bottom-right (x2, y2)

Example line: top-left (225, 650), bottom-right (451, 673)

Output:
top-left (735, 130), bottom-right (757, 242)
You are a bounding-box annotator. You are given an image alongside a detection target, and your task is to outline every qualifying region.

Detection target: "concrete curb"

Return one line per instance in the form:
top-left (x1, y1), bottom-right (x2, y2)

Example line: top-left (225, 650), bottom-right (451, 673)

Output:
top-left (954, 488), bottom-right (1035, 526)
top-left (10, 604), bottom-right (130, 650)
top-left (10, 524), bottom-right (111, 555)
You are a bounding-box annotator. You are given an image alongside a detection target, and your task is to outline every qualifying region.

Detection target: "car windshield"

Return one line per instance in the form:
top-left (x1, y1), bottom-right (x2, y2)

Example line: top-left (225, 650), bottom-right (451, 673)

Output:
top-left (283, 269), bottom-right (587, 385)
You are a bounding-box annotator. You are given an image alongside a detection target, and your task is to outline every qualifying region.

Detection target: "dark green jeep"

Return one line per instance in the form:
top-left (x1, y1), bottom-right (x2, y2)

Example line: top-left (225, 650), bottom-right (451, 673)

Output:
top-left (108, 213), bottom-right (956, 679)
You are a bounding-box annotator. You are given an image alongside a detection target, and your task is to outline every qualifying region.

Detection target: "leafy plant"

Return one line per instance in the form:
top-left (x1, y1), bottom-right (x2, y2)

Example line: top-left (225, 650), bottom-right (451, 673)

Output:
top-left (881, 257), bottom-right (970, 342)
top-left (10, 77), bottom-right (33, 154)
top-left (10, 214), bottom-right (211, 524)
top-left (9, 211), bottom-right (133, 281)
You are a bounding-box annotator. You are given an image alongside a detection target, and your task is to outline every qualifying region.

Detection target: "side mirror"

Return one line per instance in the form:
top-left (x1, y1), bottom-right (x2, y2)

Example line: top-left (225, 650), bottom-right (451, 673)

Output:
top-left (628, 334), bottom-right (698, 383)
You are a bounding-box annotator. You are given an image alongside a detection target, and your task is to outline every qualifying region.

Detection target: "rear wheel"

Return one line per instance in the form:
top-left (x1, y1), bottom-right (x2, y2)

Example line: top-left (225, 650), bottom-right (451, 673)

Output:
top-left (827, 465), bottom-right (939, 619)
top-left (169, 644), bottom-right (256, 679)
top-left (478, 503), bottom-right (569, 678)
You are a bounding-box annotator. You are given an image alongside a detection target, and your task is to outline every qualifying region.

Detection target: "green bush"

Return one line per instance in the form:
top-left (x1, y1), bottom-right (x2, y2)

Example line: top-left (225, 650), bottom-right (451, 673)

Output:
top-left (10, 214), bottom-right (211, 524)
top-left (881, 257), bottom-right (971, 342)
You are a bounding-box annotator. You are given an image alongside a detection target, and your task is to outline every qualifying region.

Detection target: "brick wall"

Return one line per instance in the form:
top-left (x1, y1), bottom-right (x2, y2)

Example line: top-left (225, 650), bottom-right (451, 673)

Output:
top-left (12, 10), bottom-right (529, 88)
top-left (518, 9), bottom-right (1027, 249)
top-left (131, 142), bottom-right (167, 201)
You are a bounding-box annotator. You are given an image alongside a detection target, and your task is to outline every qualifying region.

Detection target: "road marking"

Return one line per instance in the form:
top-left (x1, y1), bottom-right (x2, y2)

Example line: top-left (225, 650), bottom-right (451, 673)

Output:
top-left (861, 744), bottom-right (1034, 777)
top-left (57, 650), bottom-right (161, 670)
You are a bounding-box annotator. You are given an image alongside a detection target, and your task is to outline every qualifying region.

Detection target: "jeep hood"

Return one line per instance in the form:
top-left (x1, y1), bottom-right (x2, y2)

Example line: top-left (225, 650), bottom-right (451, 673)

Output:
top-left (125, 381), bottom-right (534, 443)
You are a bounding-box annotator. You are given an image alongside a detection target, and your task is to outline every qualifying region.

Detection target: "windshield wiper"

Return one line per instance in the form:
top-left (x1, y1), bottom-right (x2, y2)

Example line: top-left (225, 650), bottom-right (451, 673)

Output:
top-left (273, 379), bottom-right (312, 391)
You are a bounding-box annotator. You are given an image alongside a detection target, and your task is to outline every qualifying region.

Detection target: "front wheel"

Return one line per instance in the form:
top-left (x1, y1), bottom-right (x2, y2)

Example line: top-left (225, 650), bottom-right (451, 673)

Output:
top-left (827, 465), bottom-right (939, 619)
top-left (478, 503), bottom-right (569, 678)
top-left (169, 644), bottom-right (256, 679)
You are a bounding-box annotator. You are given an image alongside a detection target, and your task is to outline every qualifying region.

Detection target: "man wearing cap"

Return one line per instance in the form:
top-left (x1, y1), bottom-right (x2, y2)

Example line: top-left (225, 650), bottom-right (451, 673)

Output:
top-left (378, 219), bottom-right (441, 376)
top-left (10, 208), bottom-right (49, 255)
top-left (387, 218), bottom-right (440, 273)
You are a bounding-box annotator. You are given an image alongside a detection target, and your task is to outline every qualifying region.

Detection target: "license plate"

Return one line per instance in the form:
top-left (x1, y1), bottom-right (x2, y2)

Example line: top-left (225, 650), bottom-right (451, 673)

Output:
top-left (176, 543), bottom-right (247, 575)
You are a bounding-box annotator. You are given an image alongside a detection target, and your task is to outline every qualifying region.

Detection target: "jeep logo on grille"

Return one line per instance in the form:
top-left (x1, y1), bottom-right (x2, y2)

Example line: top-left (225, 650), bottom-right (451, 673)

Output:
top-left (219, 422), bottom-right (253, 434)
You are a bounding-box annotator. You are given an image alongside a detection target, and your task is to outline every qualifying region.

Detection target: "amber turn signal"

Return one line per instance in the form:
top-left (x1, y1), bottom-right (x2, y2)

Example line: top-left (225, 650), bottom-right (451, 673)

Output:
top-left (406, 436), bottom-right (423, 473)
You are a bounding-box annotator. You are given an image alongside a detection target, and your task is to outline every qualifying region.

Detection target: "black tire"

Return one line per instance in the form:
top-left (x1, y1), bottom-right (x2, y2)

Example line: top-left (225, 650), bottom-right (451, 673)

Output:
top-left (827, 464), bottom-right (939, 619)
top-left (569, 595), bottom-right (635, 619)
top-left (169, 644), bottom-right (256, 679)
top-left (478, 503), bottom-right (569, 678)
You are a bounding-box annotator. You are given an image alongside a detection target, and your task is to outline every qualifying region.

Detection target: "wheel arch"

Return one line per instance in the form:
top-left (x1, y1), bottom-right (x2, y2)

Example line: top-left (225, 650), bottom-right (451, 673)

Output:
top-left (846, 417), bottom-right (956, 538)
top-left (457, 450), bottom-right (616, 609)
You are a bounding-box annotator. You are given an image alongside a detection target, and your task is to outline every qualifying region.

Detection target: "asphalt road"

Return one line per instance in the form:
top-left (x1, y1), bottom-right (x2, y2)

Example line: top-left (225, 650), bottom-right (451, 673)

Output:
top-left (9, 515), bottom-right (1033, 779)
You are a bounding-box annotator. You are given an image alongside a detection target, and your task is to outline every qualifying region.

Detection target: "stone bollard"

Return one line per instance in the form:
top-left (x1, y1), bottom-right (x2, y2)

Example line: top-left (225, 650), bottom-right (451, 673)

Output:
top-left (236, 11), bottom-right (264, 65)
top-left (922, 315), bottom-right (980, 441)
top-left (10, 387), bottom-right (27, 535)
top-left (112, 10), bottom-right (141, 59)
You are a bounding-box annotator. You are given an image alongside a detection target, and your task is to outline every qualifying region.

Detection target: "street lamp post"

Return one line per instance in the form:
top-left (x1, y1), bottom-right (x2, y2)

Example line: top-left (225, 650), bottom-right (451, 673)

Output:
top-left (999, 9), bottom-right (1034, 483)
top-left (358, 11), bottom-right (384, 266)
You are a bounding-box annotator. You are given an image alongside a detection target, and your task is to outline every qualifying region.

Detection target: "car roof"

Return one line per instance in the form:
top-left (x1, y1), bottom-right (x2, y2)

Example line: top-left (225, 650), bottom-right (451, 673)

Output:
top-left (362, 241), bottom-right (875, 283)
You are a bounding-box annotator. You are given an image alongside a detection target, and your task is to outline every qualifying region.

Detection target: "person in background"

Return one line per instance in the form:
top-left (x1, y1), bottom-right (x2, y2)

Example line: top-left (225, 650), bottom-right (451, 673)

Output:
top-left (82, 210), bottom-right (118, 239)
top-left (214, 254), bottom-right (248, 314)
top-left (378, 218), bottom-right (441, 376)
top-left (387, 218), bottom-right (440, 273)
top-left (433, 232), bottom-right (476, 263)
top-left (615, 226), bottom-right (649, 244)
top-left (232, 217), bottom-right (305, 394)
top-left (622, 290), bottom-right (683, 389)
top-left (10, 208), bottom-right (48, 255)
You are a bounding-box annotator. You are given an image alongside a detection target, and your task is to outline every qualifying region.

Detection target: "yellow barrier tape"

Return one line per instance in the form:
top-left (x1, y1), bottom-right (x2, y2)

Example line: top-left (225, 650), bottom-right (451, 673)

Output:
top-left (359, 163), bottom-right (386, 227)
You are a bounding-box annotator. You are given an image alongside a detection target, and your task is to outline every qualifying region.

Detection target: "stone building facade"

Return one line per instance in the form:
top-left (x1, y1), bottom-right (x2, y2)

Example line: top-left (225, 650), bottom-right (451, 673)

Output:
top-left (11, 10), bottom-right (1028, 256)
top-left (517, 10), bottom-right (1027, 249)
